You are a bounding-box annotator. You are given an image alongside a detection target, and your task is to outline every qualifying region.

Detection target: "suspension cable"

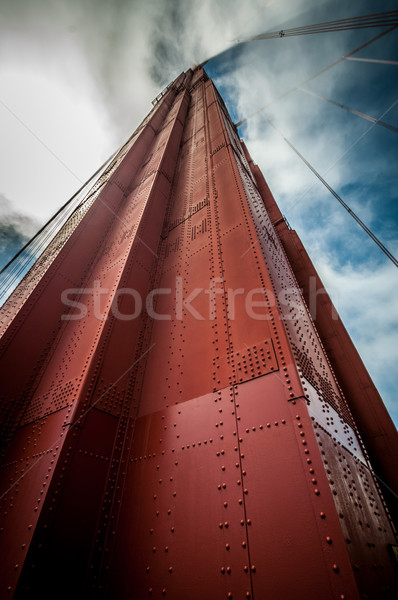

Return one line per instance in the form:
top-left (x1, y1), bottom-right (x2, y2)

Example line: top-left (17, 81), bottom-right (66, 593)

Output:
top-left (234, 11), bottom-right (398, 42)
top-left (297, 87), bottom-right (398, 133)
top-left (266, 119), bottom-right (398, 268)
top-left (344, 56), bottom-right (398, 65)
top-left (235, 25), bottom-right (397, 127)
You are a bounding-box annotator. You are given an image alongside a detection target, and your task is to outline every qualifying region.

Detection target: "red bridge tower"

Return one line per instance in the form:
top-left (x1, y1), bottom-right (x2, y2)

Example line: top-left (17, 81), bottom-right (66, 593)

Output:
top-left (0, 67), bottom-right (397, 599)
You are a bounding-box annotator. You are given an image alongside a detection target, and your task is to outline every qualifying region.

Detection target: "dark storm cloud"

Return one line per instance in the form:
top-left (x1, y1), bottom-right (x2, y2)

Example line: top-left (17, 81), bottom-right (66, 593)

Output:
top-left (0, 222), bottom-right (28, 267)
top-left (0, 194), bottom-right (39, 267)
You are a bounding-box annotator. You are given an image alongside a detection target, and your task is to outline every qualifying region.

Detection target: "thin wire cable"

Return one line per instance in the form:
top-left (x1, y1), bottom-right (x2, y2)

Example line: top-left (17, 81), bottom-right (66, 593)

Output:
top-left (235, 25), bottom-right (397, 126)
top-left (266, 119), bottom-right (398, 268)
top-left (0, 155), bottom-right (114, 276)
top-left (0, 186), bottom-right (91, 287)
top-left (280, 95), bottom-right (398, 217)
top-left (0, 157), bottom-right (119, 304)
top-left (0, 200), bottom-right (85, 296)
top-left (0, 116), bottom-right (162, 304)
top-left (0, 113), bottom-right (144, 284)
top-left (234, 11), bottom-right (398, 42)
top-left (298, 86), bottom-right (398, 133)
top-left (344, 56), bottom-right (398, 65)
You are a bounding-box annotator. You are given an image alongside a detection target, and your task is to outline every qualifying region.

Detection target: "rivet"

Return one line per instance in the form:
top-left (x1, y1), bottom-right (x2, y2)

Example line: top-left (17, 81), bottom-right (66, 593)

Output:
top-left (221, 567), bottom-right (225, 574)
top-left (224, 522), bottom-right (229, 528)
top-left (326, 536), bottom-right (332, 544)
top-left (244, 565), bottom-right (249, 572)
top-left (226, 566), bottom-right (231, 574)
top-left (242, 541), bottom-right (246, 548)
top-left (224, 502), bottom-right (228, 507)
top-left (226, 543), bottom-right (230, 550)
top-left (251, 565), bottom-right (256, 572)
top-left (332, 564), bottom-right (339, 572)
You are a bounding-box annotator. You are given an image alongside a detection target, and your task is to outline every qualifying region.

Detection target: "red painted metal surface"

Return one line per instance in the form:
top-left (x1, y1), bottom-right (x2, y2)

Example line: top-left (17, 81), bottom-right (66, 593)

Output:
top-left (0, 67), bottom-right (397, 599)
top-left (246, 145), bottom-right (398, 524)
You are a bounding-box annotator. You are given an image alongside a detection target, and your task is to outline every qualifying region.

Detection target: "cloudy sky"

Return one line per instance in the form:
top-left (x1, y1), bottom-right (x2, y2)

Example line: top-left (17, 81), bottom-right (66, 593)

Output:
top-left (0, 0), bottom-right (397, 425)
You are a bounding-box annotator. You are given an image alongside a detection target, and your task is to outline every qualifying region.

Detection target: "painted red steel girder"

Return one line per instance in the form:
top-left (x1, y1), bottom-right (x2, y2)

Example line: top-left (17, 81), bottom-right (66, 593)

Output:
top-left (0, 67), bottom-right (397, 599)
